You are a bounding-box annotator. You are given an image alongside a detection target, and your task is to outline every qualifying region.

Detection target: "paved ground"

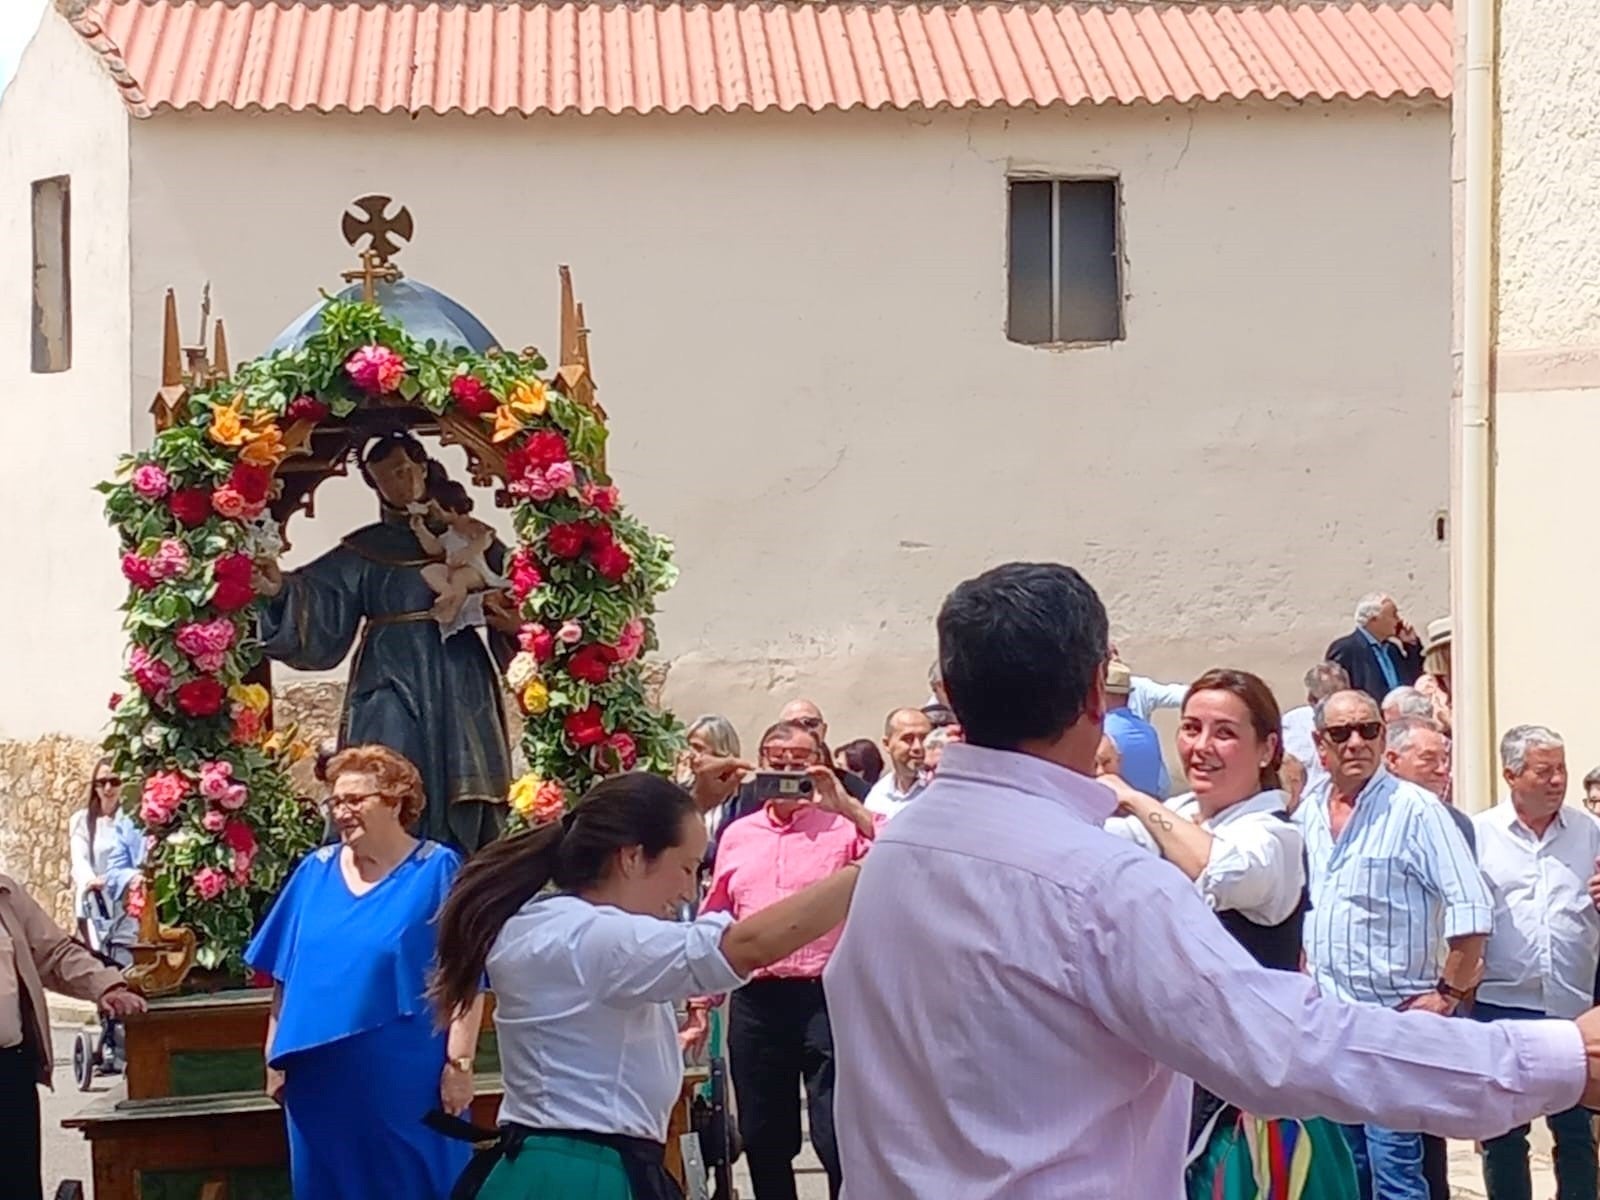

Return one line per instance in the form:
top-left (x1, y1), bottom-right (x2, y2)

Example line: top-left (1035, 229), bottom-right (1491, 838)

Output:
top-left (38, 1011), bottom-right (1561, 1199)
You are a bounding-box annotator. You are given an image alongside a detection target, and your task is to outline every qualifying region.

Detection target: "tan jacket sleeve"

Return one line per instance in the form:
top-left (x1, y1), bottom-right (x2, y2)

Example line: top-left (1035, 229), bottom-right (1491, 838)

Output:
top-left (11, 882), bottom-right (126, 1002)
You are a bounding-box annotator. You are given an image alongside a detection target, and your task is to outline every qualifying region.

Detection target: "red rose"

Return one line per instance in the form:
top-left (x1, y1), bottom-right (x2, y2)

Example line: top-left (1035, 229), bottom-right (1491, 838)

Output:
top-left (518, 623), bottom-right (556, 663)
top-left (563, 704), bottom-right (607, 749)
top-left (545, 523), bottom-right (588, 560)
top-left (523, 430), bottom-right (570, 470)
top-left (228, 463), bottom-right (274, 505)
top-left (108, 692), bottom-right (124, 711)
top-left (169, 488), bottom-right (212, 528)
top-left (566, 644), bottom-right (618, 685)
top-left (450, 375), bottom-right (497, 417)
top-left (212, 578), bottom-right (255, 613)
top-left (592, 542), bottom-right (634, 582)
top-left (285, 394), bottom-right (330, 424)
top-left (583, 483), bottom-right (620, 515)
top-left (175, 678), bottom-right (226, 718)
top-left (213, 553), bottom-right (253, 586)
top-left (222, 820), bottom-right (258, 856)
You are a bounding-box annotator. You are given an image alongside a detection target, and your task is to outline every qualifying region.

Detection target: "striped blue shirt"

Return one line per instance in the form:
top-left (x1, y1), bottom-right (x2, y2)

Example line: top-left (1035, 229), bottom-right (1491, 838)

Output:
top-left (1298, 768), bottom-right (1492, 1007)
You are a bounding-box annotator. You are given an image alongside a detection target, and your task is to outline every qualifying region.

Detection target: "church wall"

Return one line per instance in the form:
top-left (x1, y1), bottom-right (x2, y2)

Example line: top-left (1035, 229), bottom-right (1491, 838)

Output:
top-left (125, 100), bottom-right (1451, 757)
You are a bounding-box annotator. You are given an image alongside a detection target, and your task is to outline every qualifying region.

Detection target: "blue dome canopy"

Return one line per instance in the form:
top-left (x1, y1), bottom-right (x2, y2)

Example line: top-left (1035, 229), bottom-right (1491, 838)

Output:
top-left (268, 277), bottom-right (501, 355)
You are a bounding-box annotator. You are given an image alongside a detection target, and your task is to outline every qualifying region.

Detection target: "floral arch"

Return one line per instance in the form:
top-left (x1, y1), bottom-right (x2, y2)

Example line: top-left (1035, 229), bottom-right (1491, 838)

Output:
top-left (102, 207), bottom-right (679, 974)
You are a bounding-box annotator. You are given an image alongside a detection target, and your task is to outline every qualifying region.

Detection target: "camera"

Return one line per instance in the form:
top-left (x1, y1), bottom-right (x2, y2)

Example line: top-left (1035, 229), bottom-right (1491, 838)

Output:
top-left (751, 771), bottom-right (814, 803)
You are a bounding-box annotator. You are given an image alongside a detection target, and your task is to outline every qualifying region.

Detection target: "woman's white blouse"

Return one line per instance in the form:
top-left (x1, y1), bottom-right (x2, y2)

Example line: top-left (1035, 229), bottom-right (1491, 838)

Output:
top-left (1104, 789), bottom-right (1305, 926)
top-left (487, 893), bottom-right (747, 1141)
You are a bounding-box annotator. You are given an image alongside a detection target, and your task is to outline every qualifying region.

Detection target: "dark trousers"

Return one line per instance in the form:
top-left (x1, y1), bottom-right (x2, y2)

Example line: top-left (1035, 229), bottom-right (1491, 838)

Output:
top-left (0, 1044), bottom-right (43, 1200)
top-left (1474, 1002), bottom-right (1597, 1200)
top-left (1421, 1134), bottom-right (1450, 1200)
top-left (728, 978), bottom-right (841, 1200)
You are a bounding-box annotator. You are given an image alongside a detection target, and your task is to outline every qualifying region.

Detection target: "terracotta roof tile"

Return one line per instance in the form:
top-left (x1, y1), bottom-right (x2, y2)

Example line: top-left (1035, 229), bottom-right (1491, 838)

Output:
top-left (78, 0), bottom-right (1454, 119)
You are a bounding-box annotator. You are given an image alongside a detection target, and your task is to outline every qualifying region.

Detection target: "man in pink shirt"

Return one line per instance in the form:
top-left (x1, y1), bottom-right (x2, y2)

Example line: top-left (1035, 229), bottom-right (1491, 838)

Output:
top-left (702, 720), bottom-right (879, 1200)
top-left (825, 562), bottom-right (1600, 1199)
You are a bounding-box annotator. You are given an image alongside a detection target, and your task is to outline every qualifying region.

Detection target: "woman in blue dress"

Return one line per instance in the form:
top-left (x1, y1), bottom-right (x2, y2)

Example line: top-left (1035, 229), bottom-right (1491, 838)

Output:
top-left (245, 744), bottom-right (484, 1200)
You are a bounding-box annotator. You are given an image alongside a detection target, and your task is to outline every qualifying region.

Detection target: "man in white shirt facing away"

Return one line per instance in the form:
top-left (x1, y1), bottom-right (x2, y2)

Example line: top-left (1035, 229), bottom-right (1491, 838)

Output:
top-left (1472, 724), bottom-right (1600, 1200)
top-left (1281, 661), bottom-right (1350, 796)
top-left (863, 708), bottom-right (931, 820)
top-left (825, 561), bottom-right (1600, 1200)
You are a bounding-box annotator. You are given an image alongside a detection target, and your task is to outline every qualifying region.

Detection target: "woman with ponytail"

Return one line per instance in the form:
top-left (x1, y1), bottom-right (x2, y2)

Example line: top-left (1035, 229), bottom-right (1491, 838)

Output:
top-left (431, 768), bottom-right (862, 1200)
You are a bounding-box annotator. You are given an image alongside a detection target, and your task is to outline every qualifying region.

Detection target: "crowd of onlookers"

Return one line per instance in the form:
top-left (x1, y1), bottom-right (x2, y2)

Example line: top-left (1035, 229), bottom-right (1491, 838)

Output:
top-left (677, 589), bottom-right (1600, 1200)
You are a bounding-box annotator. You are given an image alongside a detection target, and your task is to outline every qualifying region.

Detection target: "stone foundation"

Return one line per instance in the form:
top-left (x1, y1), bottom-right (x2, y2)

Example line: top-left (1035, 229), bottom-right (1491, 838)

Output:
top-left (0, 734), bottom-right (108, 929)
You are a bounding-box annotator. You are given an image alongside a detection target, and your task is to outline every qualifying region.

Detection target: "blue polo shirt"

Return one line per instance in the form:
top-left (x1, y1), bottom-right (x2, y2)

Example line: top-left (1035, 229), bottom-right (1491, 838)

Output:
top-left (1105, 707), bottom-right (1171, 798)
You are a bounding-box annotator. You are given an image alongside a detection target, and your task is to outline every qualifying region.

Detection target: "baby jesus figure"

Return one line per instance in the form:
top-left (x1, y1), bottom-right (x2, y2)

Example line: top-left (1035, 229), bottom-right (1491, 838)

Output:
top-left (410, 479), bottom-right (509, 637)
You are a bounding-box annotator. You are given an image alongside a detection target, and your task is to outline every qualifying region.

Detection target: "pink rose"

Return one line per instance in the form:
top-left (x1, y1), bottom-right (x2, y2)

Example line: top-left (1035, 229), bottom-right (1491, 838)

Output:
top-left (201, 808), bottom-right (227, 833)
top-left (192, 866), bottom-right (228, 901)
top-left (231, 851), bottom-right (254, 886)
top-left (131, 464), bottom-right (171, 500)
top-left (121, 553), bottom-right (159, 591)
top-left (615, 618), bottom-right (647, 663)
top-left (544, 460), bottom-right (577, 492)
top-left (606, 731), bottom-right (639, 772)
top-left (211, 487), bottom-right (247, 519)
top-left (177, 618), bottom-right (236, 667)
top-left (557, 619), bottom-right (583, 645)
top-left (218, 783), bottom-right (248, 811)
top-left (151, 539), bottom-right (190, 580)
top-left (129, 647), bottom-right (172, 698)
top-left (523, 470), bottom-right (558, 502)
top-left (191, 650), bottom-right (227, 673)
top-left (518, 623), bottom-right (555, 662)
top-left (140, 770), bottom-right (189, 826)
top-left (344, 344), bottom-right (407, 394)
top-left (197, 760), bottom-right (234, 800)
top-left (530, 780), bottom-right (567, 826)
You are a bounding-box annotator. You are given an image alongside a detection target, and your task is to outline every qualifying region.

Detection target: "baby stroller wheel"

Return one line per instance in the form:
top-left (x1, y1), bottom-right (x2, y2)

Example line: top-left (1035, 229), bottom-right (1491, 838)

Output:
top-left (73, 1030), bottom-right (97, 1091)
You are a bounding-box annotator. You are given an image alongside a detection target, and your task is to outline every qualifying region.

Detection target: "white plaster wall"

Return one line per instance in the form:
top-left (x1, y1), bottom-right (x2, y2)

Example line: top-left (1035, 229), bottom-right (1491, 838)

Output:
top-left (1495, 0), bottom-right (1600, 351)
top-left (127, 101), bottom-right (1450, 748)
top-left (0, 13), bottom-right (130, 739)
top-left (1492, 387), bottom-right (1600, 786)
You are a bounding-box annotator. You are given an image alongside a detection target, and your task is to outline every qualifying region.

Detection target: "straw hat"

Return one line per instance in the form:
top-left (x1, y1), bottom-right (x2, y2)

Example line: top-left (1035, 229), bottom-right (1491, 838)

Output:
top-left (1105, 660), bottom-right (1132, 695)
top-left (1424, 617), bottom-right (1452, 655)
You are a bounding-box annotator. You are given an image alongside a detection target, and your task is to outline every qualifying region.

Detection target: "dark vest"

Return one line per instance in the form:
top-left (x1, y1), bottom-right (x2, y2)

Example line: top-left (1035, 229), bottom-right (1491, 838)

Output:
top-left (1190, 810), bottom-right (1309, 1148)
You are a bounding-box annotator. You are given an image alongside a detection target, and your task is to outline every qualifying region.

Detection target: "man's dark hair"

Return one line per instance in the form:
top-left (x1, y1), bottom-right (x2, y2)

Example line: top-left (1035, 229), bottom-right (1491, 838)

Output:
top-left (937, 562), bottom-right (1108, 750)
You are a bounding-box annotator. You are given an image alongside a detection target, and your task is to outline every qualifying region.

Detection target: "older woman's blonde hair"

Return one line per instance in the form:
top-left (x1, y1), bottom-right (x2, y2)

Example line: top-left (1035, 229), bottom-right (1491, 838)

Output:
top-left (325, 744), bottom-right (427, 828)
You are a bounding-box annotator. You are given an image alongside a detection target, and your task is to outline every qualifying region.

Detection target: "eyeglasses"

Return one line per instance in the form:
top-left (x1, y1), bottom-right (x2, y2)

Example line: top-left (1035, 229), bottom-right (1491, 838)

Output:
top-left (1321, 721), bottom-right (1383, 745)
top-left (790, 717), bottom-right (824, 731)
top-left (95, 776), bottom-right (122, 789)
top-left (320, 791), bottom-right (387, 815)
top-left (763, 746), bottom-right (820, 767)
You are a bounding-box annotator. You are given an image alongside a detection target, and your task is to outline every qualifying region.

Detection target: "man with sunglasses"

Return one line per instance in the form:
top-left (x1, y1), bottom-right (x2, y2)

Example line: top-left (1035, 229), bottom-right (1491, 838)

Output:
top-left (1298, 690), bottom-right (1490, 1200)
top-left (778, 699), bottom-right (871, 801)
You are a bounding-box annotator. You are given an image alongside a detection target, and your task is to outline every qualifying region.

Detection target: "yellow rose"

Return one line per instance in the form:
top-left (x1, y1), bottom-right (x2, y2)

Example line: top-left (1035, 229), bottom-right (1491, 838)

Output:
top-left (508, 773), bottom-right (543, 819)
top-left (228, 683), bottom-right (270, 714)
top-left (507, 380), bottom-right (548, 418)
top-left (238, 420), bottom-right (287, 467)
top-left (490, 406), bottom-right (524, 444)
top-left (521, 678), bottom-right (550, 715)
top-left (208, 396), bottom-right (248, 447)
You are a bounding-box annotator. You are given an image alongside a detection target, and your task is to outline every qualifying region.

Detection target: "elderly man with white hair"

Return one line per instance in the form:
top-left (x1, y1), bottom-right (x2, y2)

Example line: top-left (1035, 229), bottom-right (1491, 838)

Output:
top-left (1326, 592), bottom-right (1425, 705)
top-left (1471, 724), bottom-right (1600, 1200)
top-left (1382, 686), bottom-right (1436, 724)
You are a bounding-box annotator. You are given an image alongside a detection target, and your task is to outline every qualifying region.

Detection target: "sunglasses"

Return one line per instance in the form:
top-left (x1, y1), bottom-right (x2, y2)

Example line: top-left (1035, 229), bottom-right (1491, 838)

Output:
top-left (790, 717), bottom-right (824, 731)
top-left (95, 776), bottom-right (122, 788)
top-left (1321, 721), bottom-right (1383, 745)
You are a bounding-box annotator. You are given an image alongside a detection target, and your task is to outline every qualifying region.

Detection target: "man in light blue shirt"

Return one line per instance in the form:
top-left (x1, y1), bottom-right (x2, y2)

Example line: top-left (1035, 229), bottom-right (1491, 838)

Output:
top-left (1298, 690), bottom-right (1490, 1200)
top-left (1102, 662), bottom-right (1170, 798)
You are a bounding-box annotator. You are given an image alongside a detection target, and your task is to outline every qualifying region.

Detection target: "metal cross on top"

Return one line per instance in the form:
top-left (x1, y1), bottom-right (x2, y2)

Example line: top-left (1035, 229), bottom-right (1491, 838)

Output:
top-left (341, 194), bottom-right (413, 303)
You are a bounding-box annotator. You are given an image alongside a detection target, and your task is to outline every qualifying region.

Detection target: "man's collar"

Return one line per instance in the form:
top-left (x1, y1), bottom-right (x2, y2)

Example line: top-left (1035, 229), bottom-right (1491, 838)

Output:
top-left (936, 742), bottom-right (1116, 823)
top-left (1357, 625), bottom-right (1383, 647)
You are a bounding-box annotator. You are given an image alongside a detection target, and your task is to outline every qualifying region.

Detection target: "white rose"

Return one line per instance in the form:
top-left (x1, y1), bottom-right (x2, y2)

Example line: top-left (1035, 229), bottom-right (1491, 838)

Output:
top-left (505, 652), bottom-right (540, 692)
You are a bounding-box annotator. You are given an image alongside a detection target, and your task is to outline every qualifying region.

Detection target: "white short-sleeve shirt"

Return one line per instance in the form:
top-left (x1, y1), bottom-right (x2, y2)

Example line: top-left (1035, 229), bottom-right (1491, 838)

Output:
top-left (487, 893), bottom-right (746, 1140)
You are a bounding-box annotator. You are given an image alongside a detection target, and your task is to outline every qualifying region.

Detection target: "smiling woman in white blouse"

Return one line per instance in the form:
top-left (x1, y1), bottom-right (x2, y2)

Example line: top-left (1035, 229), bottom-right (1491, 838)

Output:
top-left (1101, 669), bottom-right (1346, 1193)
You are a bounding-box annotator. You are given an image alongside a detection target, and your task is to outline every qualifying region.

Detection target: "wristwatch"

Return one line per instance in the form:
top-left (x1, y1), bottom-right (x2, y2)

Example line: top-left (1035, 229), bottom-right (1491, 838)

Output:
top-left (1435, 980), bottom-right (1470, 1002)
top-left (448, 1056), bottom-right (475, 1073)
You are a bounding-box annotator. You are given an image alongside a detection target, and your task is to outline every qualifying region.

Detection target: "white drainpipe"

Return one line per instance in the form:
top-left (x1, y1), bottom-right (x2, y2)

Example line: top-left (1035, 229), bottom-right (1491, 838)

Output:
top-left (1456, 0), bottom-right (1497, 813)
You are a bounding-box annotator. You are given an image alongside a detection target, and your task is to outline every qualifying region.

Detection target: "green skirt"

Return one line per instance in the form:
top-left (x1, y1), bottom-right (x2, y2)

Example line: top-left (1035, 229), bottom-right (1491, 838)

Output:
top-left (476, 1134), bottom-right (634, 1200)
